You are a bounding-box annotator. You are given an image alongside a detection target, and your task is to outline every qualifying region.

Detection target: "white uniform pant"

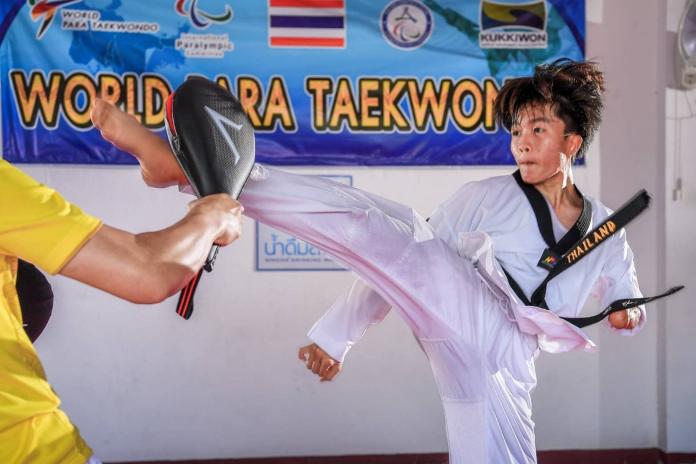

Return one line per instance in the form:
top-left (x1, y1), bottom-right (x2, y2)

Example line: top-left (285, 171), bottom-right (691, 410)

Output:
top-left (241, 165), bottom-right (540, 463)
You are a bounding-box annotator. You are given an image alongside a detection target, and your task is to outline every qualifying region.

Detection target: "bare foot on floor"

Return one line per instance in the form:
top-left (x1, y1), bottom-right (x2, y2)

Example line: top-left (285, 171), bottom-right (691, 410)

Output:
top-left (91, 99), bottom-right (187, 187)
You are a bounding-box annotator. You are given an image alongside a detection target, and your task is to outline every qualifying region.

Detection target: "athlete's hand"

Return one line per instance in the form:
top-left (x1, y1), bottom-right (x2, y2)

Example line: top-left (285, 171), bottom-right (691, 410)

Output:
top-left (608, 308), bottom-right (641, 330)
top-left (298, 343), bottom-right (342, 382)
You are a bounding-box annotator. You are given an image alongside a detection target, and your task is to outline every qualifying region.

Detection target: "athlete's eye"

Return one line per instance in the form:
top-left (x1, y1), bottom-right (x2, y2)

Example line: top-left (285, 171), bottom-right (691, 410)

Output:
top-left (533, 127), bottom-right (544, 134)
top-left (511, 129), bottom-right (520, 137)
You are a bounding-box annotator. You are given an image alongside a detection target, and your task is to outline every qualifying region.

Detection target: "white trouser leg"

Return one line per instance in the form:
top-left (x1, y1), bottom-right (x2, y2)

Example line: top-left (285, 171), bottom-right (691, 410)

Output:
top-left (241, 165), bottom-right (491, 342)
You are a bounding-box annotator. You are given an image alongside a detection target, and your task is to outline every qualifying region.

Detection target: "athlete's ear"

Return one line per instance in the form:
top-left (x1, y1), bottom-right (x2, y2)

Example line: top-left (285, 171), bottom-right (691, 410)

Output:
top-left (565, 133), bottom-right (583, 159)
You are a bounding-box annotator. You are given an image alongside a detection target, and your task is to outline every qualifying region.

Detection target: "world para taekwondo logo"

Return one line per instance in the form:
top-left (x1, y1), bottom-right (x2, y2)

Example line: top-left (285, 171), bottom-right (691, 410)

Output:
top-left (478, 0), bottom-right (548, 49)
top-left (27, 0), bottom-right (82, 39)
top-left (175, 0), bottom-right (233, 29)
top-left (381, 0), bottom-right (433, 50)
top-left (268, 0), bottom-right (346, 48)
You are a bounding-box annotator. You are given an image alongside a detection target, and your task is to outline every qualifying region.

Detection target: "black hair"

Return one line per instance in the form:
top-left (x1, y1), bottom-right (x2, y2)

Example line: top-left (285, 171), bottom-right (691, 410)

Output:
top-left (494, 58), bottom-right (605, 158)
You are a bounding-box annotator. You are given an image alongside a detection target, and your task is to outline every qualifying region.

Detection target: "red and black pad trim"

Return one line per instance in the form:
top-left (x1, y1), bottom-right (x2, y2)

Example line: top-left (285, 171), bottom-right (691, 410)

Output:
top-left (165, 77), bottom-right (256, 319)
top-left (176, 269), bottom-right (204, 320)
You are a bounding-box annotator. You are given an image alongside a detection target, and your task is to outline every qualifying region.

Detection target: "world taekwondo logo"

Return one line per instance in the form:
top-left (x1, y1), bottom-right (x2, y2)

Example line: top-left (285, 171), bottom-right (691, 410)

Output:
top-left (381, 0), bottom-right (433, 50)
top-left (204, 106), bottom-right (241, 165)
top-left (175, 0), bottom-right (233, 29)
top-left (28, 0), bottom-right (82, 39)
top-left (478, 0), bottom-right (548, 49)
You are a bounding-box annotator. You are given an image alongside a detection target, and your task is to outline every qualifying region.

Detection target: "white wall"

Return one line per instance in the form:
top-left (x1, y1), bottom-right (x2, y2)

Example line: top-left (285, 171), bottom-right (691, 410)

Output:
top-left (665, 1), bottom-right (696, 453)
top-left (665, 85), bottom-right (696, 453)
top-left (12, 0), bottom-right (696, 460)
top-left (593, 0), bottom-right (666, 451)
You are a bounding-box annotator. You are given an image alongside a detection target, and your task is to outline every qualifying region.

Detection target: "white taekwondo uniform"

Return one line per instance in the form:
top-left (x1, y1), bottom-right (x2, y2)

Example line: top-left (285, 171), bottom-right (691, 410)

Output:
top-left (239, 164), bottom-right (644, 464)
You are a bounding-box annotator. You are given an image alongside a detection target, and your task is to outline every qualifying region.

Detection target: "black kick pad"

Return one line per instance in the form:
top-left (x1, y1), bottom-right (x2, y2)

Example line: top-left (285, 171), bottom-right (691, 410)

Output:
top-left (165, 76), bottom-right (255, 198)
top-left (164, 77), bottom-right (256, 319)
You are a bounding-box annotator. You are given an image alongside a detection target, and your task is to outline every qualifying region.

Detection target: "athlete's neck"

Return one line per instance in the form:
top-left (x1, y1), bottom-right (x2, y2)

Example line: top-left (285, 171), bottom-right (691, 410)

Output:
top-left (533, 172), bottom-right (583, 227)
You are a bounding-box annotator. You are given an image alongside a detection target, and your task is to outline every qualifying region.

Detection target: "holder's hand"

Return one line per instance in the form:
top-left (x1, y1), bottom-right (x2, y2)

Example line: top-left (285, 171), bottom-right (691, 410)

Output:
top-left (187, 194), bottom-right (243, 246)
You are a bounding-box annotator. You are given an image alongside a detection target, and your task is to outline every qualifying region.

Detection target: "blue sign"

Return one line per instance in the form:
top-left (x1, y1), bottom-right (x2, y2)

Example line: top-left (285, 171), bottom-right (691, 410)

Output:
top-left (255, 174), bottom-right (352, 271)
top-left (0, 0), bottom-right (584, 166)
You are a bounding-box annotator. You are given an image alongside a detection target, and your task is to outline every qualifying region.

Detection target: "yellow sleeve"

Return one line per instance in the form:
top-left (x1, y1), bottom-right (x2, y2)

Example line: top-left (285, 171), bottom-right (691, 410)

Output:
top-left (0, 160), bottom-right (102, 274)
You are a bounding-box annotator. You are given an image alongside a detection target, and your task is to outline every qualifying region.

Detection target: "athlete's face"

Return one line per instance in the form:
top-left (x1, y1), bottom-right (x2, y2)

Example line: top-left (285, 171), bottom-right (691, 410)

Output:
top-left (510, 105), bottom-right (582, 185)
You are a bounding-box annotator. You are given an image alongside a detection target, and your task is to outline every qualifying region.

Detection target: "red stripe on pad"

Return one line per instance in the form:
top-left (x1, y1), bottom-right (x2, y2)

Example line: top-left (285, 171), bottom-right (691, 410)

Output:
top-left (165, 92), bottom-right (177, 137)
top-left (177, 270), bottom-right (201, 318)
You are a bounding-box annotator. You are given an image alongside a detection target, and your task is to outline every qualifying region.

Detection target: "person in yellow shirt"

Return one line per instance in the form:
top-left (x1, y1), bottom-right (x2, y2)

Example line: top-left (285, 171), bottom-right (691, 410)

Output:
top-left (0, 158), bottom-right (243, 463)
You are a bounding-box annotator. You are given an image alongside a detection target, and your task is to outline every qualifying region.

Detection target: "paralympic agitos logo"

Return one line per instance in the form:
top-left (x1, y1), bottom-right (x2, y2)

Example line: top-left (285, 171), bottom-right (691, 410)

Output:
top-left (28, 0), bottom-right (82, 39)
top-left (175, 0), bottom-right (233, 29)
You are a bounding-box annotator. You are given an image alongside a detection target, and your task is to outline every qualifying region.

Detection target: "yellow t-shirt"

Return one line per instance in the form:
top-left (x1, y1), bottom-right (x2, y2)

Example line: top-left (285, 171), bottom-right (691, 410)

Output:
top-left (0, 160), bottom-right (101, 463)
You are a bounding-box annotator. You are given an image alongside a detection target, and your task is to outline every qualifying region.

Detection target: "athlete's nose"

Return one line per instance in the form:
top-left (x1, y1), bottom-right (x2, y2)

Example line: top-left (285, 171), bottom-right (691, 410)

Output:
top-left (515, 134), bottom-right (532, 158)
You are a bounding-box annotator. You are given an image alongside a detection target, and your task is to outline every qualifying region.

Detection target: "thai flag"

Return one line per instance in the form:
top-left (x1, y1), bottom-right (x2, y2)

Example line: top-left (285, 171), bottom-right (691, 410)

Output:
top-left (268, 0), bottom-right (346, 48)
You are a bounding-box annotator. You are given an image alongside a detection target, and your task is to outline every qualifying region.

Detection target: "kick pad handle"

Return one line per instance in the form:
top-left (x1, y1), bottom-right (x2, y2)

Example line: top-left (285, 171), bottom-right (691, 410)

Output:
top-left (176, 245), bottom-right (219, 319)
top-left (176, 269), bottom-right (204, 320)
top-left (204, 245), bottom-right (219, 272)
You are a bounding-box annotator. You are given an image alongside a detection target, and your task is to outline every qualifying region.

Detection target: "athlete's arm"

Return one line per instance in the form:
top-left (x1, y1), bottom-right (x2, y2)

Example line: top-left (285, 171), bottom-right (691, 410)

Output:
top-left (596, 229), bottom-right (646, 334)
top-left (305, 279), bottom-right (391, 363)
top-left (299, 279), bottom-right (391, 382)
top-left (60, 194), bottom-right (242, 304)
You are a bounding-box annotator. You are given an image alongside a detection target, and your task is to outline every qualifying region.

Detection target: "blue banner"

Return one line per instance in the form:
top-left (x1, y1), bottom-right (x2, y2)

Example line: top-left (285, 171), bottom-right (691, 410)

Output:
top-left (0, 0), bottom-right (584, 166)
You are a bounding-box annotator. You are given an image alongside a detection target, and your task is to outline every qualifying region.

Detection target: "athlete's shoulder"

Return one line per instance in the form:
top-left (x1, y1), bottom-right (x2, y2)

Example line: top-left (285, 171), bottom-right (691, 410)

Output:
top-left (584, 194), bottom-right (635, 253)
top-left (451, 173), bottom-right (518, 200)
top-left (586, 194), bottom-right (613, 222)
top-left (433, 174), bottom-right (522, 226)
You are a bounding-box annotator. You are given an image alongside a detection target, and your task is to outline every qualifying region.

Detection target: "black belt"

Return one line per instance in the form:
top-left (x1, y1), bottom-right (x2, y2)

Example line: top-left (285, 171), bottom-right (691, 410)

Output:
top-left (563, 286), bottom-right (684, 328)
top-left (505, 173), bottom-right (683, 327)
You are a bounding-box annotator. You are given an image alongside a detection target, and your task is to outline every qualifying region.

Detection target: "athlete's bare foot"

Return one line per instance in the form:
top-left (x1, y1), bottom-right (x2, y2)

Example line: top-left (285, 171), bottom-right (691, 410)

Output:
top-left (91, 99), bottom-right (187, 187)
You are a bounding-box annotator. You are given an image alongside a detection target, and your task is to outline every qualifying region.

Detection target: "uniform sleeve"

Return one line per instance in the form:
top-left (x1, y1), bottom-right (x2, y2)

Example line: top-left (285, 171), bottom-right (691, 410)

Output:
top-left (0, 161), bottom-right (102, 274)
top-left (593, 228), bottom-right (645, 335)
top-left (307, 278), bottom-right (391, 362)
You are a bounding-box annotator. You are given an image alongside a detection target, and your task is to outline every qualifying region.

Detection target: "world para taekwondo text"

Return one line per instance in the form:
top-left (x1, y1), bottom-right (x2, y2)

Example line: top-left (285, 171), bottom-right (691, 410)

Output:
top-left (9, 71), bottom-right (501, 134)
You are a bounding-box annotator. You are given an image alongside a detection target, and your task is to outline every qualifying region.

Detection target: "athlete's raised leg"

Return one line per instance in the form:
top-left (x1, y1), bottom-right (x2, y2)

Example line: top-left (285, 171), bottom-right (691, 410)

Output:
top-left (91, 100), bottom-right (496, 343)
top-left (91, 99), bottom-right (187, 188)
